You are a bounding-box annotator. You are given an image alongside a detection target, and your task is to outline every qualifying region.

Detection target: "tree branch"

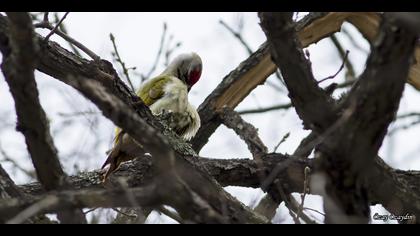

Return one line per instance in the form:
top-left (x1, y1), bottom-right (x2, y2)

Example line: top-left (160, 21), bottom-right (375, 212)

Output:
top-left (12, 153), bottom-right (420, 223)
top-left (218, 107), bottom-right (268, 158)
top-left (191, 12), bottom-right (338, 152)
top-left (259, 12), bottom-right (338, 132)
top-left (259, 12), bottom-right (418, 223)
top-left (1, 12), bottom-right (87, 224)
top-left (0, 16), bottom-right (268, 222)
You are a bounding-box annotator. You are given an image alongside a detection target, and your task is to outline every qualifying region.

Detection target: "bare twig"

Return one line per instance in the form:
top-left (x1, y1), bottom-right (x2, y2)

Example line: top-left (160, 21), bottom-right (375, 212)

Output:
top-left (341, 27), bottom-right (370, 54)
top-left (44, 12), bottom-right (69, 42)
top-left (109, 33), bottom-right (136, 92)
top-left (83, 208), bottom-right (98, 215)
top-left (219, 19), bottom-right (253, 55)
top-left (317, 50), bottom-right (350, 84)
top-left (272, 132), bottom-right (290, 153)
top-left (53, 12), bottom-right (82, 58)
top-left (330, 34), bottom-right (356, 81)
top-left (144, 22), bottom-right (167, 80)
top-left (220, 19), bottom-right (287, 92)
top-left (296, 167), bottom-right (311, 220)
top-left (273, 180), bottom-right (300, 224)
top-left (163, 34), bottom-right (182, 67)
top-left (57, 110), bottom-right (101, 117)
top-left (397, 112), bottom-right (420, 119)
top-left (303, 207), bottom-right (325, 217)
top-left (34, 20), bottom-right (100, 61)
top-left (237, 103), bottom-right (292, 115)
top-left (388, 119), bottom-right (420, 136)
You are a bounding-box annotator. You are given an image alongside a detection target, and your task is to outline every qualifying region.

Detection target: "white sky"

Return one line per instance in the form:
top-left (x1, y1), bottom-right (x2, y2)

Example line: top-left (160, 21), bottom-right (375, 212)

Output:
top-left (1, 12), bottom-right (419, 224)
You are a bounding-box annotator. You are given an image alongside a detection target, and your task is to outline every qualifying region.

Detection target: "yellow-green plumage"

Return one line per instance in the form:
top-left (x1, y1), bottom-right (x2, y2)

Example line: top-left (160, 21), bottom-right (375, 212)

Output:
top-left (138, 75), bottom-right (172, 106)
top-left (113, 75), bottom-right (172, 140)
top-left (102, 52), bottom-right (202, 181)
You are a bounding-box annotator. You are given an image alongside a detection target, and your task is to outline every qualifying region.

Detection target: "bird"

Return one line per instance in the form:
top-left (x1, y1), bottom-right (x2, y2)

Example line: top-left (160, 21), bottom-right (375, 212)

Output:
top-left (101, 52), bottom-right (202, 181)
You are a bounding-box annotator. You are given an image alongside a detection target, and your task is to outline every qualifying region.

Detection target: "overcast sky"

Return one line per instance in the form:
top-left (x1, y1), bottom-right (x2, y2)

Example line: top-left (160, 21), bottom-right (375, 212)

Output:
top-left (1, 12), bottom-right (419, 224)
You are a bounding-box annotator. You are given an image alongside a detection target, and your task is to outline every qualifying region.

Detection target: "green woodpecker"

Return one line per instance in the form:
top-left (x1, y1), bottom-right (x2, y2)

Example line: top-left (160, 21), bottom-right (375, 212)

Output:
top-left (101, 52), bottom-right (202, 180)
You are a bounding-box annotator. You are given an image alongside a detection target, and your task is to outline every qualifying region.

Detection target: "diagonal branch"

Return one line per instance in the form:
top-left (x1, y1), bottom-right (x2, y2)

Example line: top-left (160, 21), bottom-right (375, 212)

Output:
top-left (218, 107), bottom-right (268, 158)
top-left (1, 12), bottom-right (86, 224)
top-left (44, 12), bottom-right (69, 42)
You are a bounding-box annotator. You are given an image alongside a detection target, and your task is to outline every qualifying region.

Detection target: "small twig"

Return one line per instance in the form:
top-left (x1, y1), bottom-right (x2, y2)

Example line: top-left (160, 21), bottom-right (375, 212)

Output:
top-left (44, 12), bottom-right (69, 42)
top-left (219, 19), bottom-right (253, 55)
top-left (341, 27), bottom-right (370, 54)
top-left (219, 19), bottom-right (286, 91)
top-left (330, 34), bottom-right (356, 81)
top-left (53, 13), bottom-right (82, 58)
top-left (261, 103), bottom-right (357, 191)
top-left (296, 166), bottom-right (311, 220)
top-left (83, 208), bottom-right (98, 215)
top-left (397, 112), bottom-right (420, 119)
top-left (34, 21), bottom-right (100, 61)
top-left (273, 132), bottom-right (290, 152)
top-left (274, 180), bottom-right (300, 224)
top-left (237, 103), bottom-right (292, 115)
top-left (317, 50), bottom-right (349, 84)
top-left (57, 110), bottom-right (101, 117)
top-left (144, 22), bottom-right (167, 80)
top-left (109, 33), bottom-right (136, 92)
top-left (388, 119), bottom-right (420, 136)
top-left (303, 207), bottom-right (326, 217)
top-left (265, 80), bottom-right (284, 92)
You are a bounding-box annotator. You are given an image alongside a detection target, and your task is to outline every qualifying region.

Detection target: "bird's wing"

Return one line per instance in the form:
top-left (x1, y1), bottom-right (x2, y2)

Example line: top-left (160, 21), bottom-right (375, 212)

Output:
top-left (137, 75), bottom-right (172, 106)
top-left (112, 75), bottom-right (172, 143)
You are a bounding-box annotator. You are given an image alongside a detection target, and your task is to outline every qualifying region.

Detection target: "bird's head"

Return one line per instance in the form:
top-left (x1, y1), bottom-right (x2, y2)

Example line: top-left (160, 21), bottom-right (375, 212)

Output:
top-left (164, 52), bottom-right (202, 91)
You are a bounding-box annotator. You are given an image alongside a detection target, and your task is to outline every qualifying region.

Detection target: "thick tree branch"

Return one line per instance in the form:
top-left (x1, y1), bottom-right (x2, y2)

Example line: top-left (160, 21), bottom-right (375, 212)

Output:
top-left (0, 184), bottom-right (161, 222)
top-left (259, 12), bottom-right (338, 132)
top-left (316, 14), bottom-right (417, 223)
top-left (218, 107), bottom-right (268, 158)
top-left (0, 16), bottom-right (270, 222)
top-left (259, 12), bottom-right (419, 223)
top-left (1, 12), bottom-right (86, 224)
top-left (1, 14), bottom-right (268, 223)
top-left (59, 75), bottom-right (265, 223)
top-left (11, 154), bottom-right (420, 222)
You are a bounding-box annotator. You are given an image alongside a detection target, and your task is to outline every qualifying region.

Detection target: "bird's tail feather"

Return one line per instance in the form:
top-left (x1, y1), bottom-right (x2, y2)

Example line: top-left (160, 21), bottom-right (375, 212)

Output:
top-left (101, 149), bottom-right (125, 182)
